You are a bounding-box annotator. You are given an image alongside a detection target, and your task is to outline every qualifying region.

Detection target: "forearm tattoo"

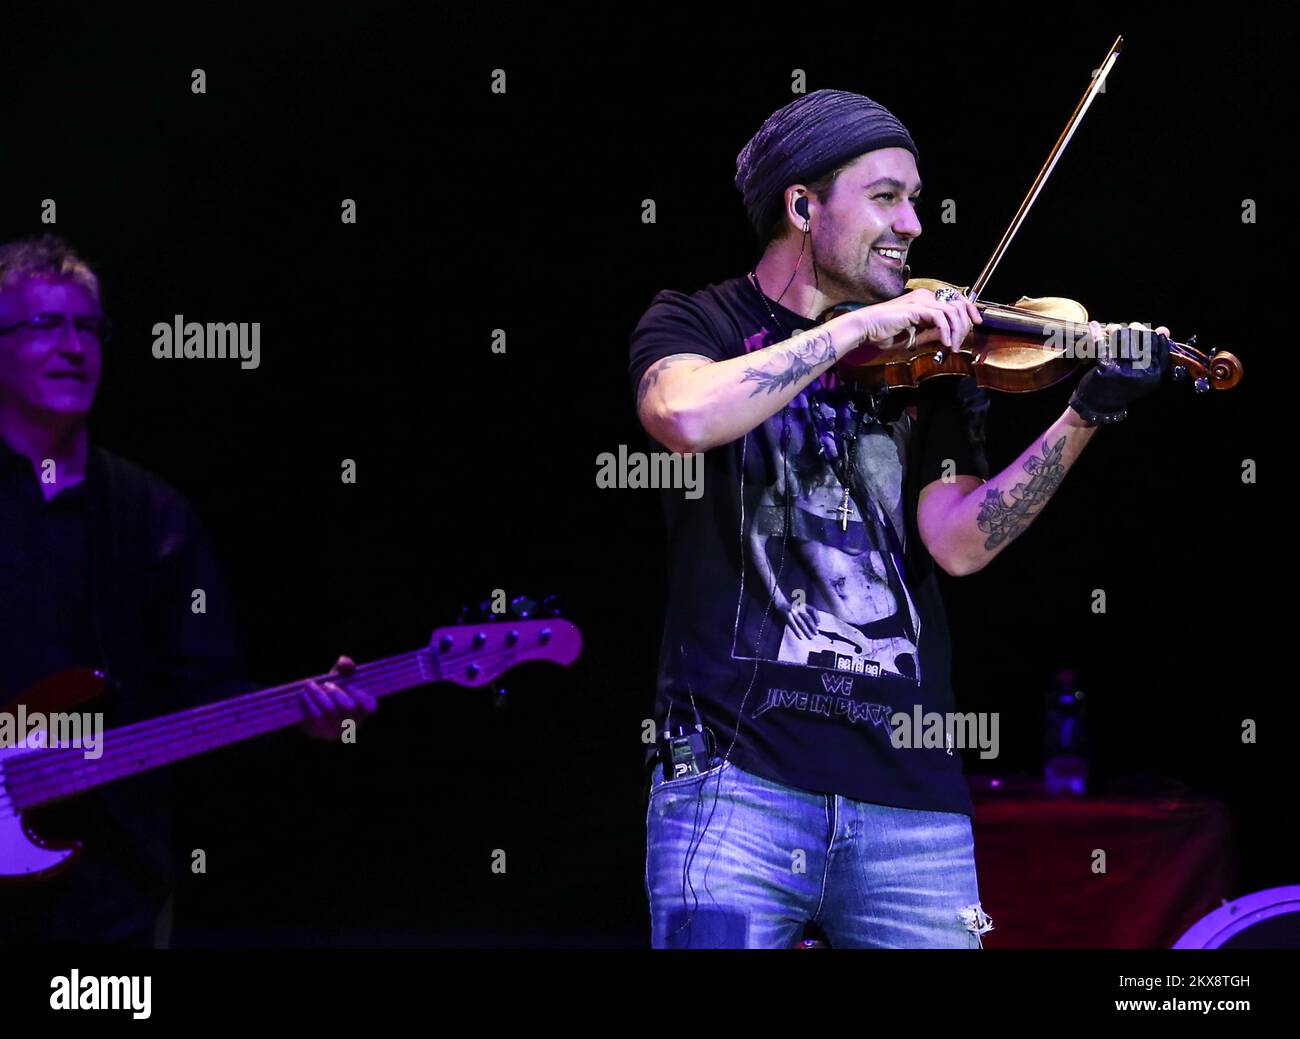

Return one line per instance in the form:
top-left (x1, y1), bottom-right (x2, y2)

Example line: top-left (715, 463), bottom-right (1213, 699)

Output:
top-left (976, 435), bottom-right (1067, 549)
top-left (740, 330), bottom-right (837, 396)
top-left (636, 354), bottom-right (711, 410)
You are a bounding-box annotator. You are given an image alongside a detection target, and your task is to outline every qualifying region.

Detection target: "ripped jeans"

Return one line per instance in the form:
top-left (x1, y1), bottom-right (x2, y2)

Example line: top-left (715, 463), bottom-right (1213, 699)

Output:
top-left (645, 758), bottom-right (992, 949)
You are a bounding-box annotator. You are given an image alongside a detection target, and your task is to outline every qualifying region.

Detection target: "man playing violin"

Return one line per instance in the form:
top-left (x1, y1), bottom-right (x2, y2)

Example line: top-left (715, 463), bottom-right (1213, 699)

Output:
top-left (629, 90), bottom-right (1170, 949)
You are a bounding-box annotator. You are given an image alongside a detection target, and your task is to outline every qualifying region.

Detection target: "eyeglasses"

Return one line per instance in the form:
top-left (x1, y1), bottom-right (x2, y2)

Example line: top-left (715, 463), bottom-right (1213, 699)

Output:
top-left (0, 313), bottom-right (112, 342)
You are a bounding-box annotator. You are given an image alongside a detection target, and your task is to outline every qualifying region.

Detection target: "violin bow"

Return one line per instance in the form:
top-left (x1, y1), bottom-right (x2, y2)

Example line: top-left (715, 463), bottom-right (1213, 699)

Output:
top-left (956, 35), bottom-right (1240, 391)
top-left (966, 35), bottom-right (1123, 305)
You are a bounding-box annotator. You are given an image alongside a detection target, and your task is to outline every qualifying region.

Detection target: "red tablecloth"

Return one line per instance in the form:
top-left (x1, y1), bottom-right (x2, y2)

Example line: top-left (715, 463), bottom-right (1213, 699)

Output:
top-left (970, 781), bottom-right (1233, 948)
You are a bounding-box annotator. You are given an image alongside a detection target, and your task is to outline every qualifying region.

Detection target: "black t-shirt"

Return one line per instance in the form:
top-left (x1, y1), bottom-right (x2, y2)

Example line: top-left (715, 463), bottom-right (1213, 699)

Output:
top-left (629, 275), bottom-right (990, 816)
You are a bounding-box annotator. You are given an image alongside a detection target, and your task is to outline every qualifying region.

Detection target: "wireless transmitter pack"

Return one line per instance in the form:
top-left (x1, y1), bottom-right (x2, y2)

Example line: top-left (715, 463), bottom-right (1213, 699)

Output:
top-left (658, 723), bottom-right (719, 781)
top-left (661, 646), bottom-right (721, 781)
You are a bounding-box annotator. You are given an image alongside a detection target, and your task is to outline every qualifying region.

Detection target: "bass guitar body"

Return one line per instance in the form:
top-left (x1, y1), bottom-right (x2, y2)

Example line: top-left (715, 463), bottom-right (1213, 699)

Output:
top-left (0, 668), bottom-right (105, 881)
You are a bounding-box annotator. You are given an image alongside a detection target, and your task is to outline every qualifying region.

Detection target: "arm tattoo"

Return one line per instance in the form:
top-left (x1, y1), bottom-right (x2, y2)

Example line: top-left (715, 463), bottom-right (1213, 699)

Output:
top-left (636, 354), bottom-right (711, 410)
top-left (975, 435), bottom-right (1067, 549)
top-left (739, 330), bottom-right (837, 396)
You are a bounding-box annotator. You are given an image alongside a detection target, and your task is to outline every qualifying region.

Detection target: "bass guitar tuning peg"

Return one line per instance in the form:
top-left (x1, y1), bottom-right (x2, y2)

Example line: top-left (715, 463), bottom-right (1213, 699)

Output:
top-left (509, 595), bottom-right (540, 619)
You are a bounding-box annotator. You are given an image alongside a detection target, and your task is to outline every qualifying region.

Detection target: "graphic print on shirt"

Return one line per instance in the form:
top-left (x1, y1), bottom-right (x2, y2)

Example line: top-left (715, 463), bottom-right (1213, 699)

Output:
top-left (731, 326), bottom-right (922, 686)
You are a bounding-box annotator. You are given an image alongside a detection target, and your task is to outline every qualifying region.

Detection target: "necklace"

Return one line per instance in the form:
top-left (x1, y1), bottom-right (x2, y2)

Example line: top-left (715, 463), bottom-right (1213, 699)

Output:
top-left (747, 268), bottom-right (866, 532)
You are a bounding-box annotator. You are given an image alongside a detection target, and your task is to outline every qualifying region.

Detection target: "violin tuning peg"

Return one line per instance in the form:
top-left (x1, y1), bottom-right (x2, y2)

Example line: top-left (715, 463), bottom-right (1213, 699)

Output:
top-left (1171, 364), bottom-right (1187, 381)
top-left (1193, 377), bottom-right (1211, 394)
top-left (1186, 334), bottom-right (1199, 348)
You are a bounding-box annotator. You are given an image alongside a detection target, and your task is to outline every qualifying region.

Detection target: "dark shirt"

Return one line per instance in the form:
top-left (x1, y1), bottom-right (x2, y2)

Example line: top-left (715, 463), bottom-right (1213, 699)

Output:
top-left (0, 447), bottom-right (97, 697)
top-left (628, 275), bottom-right (990, 815)
top-left (0, 433), bottom-right (248, 945)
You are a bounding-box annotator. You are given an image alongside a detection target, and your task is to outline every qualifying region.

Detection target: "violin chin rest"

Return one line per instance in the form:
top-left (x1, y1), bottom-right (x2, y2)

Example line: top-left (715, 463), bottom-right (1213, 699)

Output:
top-left (905, 278), bottom-right (1090, 324)
top-left (1008, 295), bottom-right (1089, 323)
top-left (905, 277), bottom-right (965, 296)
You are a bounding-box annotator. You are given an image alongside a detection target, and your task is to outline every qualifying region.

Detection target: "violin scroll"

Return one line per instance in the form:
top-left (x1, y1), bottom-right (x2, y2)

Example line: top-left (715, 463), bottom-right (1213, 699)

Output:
top-left (1168, 337), bottom-right (1242, 393)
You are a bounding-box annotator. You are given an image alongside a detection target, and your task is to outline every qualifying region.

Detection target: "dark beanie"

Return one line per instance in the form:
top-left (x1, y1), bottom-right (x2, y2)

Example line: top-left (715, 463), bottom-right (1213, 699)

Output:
top-left (735, 89), bottom-right (918, 242)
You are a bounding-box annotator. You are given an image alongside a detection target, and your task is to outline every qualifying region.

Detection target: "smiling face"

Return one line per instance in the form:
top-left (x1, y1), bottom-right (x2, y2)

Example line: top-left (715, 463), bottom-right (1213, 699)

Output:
top-left (806, 147), bottom-right (923, 305)
top-left (0, 274), bottom-right (103, 422)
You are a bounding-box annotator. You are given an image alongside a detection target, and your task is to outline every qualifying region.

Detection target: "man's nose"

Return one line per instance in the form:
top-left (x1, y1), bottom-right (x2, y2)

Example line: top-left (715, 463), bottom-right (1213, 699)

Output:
top-left (895, 200), bottom-right (922, 238)
top-left (56, 319), bottom-right (91, 355)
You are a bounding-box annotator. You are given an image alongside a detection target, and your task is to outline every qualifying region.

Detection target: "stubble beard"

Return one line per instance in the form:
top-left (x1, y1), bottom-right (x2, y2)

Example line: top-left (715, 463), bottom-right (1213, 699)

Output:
top-left (820, 245), bottom-right (904, 308)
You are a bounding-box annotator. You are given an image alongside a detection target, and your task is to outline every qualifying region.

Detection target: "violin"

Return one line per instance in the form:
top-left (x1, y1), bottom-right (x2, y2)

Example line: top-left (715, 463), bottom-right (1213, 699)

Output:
top-left (818, 36), bottom-right (1243, 399)
top-left (820, 278), bottom-right (1242, 395)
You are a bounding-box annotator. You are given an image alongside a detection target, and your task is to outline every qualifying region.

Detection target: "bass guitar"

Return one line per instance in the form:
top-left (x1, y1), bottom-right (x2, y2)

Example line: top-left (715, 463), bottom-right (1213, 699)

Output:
top-left (0, 617), bottom-right (582, 880)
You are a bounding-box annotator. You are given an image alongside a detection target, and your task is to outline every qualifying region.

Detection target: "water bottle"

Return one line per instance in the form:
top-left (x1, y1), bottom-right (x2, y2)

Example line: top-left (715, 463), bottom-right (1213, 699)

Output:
top-left (1044, 668), bottom-right (1088, 795)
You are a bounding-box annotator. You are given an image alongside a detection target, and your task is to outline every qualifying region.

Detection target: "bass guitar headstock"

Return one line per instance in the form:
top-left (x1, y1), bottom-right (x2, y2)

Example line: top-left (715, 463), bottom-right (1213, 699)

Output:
top-left (426, 595), bottom-right (581, 687)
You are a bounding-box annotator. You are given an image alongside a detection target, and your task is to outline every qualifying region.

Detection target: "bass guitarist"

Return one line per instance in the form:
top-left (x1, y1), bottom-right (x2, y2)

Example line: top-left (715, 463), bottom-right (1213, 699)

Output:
top-left (0, 235), bottom-right (375, 947)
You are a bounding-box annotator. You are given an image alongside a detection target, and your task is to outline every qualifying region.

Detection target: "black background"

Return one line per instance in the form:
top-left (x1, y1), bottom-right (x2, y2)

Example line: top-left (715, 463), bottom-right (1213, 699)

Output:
top-left (1, 7), bottom-right (1290, 945)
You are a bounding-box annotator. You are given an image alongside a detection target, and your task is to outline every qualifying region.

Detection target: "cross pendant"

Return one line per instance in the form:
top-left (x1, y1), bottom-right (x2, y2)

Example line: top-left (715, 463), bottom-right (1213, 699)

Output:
top-left (836, 487), bottom-right (853, 531)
